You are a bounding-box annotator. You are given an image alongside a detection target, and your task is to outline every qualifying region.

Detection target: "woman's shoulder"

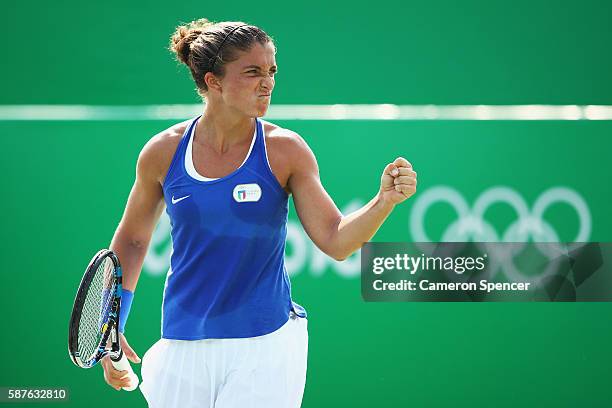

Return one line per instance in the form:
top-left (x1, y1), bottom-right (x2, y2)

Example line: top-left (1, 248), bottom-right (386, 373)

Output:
top-left (259, 119), bottom-right (318, 189)
top-left (260, 119), bottom-right (312, 156)
top-left (137, 119), bottom-right (191, 184)
top-left (148, 119), bottom-right (191, 150)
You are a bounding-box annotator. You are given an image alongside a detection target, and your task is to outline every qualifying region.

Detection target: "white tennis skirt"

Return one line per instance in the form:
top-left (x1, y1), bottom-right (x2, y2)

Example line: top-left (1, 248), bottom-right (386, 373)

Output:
top-left (139, 312), bottom-right (308, 408)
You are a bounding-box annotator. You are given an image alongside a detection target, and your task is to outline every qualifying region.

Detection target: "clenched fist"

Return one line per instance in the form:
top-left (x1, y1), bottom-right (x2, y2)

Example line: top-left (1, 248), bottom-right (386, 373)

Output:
top-left (379, 157), bottom-right (417, 205)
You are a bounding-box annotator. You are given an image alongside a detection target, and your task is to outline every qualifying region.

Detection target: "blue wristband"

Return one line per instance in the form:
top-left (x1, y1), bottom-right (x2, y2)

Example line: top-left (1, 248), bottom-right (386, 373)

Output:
top-left (119, 289), bottom-right (134, 333)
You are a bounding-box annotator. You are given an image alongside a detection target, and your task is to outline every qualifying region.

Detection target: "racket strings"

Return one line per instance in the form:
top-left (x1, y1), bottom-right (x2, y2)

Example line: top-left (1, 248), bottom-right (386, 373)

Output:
top-left (78, 257), bottom-right (116, 363)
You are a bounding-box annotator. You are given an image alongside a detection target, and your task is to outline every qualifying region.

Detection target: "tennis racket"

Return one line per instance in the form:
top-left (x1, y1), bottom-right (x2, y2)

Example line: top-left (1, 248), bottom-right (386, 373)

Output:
top-left (68, 249), bottom-right (139, 391)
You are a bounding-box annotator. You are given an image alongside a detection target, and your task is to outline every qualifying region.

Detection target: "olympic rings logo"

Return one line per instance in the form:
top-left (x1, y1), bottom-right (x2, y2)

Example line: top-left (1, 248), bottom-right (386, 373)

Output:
top-left (409, 186), bottom-right (592, 283)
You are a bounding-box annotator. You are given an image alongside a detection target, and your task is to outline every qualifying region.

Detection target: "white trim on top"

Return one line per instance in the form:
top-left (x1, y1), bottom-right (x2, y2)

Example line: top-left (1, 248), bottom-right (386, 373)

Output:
top-left (185, 117), bottom-right (257, 181)
top-left (259, 118), bottom-right (277, 178)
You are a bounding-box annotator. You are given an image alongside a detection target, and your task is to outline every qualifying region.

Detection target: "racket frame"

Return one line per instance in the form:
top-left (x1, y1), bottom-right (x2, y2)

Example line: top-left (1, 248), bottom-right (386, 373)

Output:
top-left (68, 249), bottom-right (123, 369)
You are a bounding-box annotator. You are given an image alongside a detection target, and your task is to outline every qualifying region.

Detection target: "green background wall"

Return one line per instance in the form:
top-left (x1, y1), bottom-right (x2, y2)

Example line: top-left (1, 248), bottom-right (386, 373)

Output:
top-left (2, 1), bottom-right (611, 407)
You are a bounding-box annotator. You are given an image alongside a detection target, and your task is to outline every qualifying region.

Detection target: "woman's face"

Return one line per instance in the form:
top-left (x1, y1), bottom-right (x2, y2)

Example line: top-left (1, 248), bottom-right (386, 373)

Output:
top-left (218, 41), bottom-right (277, 118)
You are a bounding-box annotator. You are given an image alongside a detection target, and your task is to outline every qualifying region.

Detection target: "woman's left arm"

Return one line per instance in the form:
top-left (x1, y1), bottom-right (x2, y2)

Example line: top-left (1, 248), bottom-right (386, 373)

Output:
top-left (286, 132), bottom-right (417, 261)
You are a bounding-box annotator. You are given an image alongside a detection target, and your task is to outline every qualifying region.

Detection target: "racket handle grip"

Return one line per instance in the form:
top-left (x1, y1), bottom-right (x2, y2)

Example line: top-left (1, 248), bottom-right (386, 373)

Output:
top-left (111, 352), bottom-right (140, 392)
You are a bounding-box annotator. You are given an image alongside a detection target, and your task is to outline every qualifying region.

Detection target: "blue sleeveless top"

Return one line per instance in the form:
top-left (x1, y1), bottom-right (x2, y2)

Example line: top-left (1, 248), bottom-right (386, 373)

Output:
top-left (161, 115), bottom-right (306, 340)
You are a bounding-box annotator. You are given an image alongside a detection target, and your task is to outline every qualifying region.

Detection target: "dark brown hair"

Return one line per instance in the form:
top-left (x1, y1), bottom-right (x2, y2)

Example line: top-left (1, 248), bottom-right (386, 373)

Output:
top-left (169, 19), bottom-right (274, 98)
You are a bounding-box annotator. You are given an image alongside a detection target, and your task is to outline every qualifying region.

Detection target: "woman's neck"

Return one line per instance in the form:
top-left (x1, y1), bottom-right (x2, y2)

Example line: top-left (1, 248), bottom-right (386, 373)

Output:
top-left (196, 104), bottom-right (255, 154)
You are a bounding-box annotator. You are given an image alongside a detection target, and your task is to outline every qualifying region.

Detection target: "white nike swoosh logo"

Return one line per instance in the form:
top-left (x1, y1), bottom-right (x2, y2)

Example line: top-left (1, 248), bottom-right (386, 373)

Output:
top-left (171, 195), bottom-right (190, 204)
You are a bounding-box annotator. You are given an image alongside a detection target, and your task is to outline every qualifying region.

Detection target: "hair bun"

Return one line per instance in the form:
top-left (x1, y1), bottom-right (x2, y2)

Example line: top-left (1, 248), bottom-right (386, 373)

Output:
top-left (169, 18), bottom-right (215, 65)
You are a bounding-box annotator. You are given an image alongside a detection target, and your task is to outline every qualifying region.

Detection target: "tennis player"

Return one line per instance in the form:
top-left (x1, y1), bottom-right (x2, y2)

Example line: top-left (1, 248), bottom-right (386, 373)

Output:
top-left (100, 18), bottom-right (417, 407)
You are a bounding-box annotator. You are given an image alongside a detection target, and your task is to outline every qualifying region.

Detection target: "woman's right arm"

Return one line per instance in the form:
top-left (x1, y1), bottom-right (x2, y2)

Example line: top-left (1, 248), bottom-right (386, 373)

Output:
top-left (109, 134), bottom-right (169, 292)
top-left (102, 130), bottom-right (177, 390)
